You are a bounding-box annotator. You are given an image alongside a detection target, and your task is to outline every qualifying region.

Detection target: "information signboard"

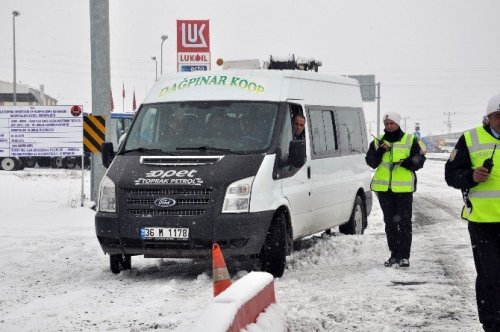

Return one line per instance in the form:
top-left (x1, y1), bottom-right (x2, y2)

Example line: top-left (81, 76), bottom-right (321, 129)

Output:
top-left (0, 105), bottom-right (83, 157)
top-left (348, 75), bottom-right (376, 102)
top-left (177, 19), bottom-right (210, 72)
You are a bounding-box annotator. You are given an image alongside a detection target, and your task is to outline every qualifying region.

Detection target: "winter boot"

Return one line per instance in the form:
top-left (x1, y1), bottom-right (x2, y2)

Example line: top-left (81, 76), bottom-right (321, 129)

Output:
top-left (384, 257), bottom-right (398, 267)
top-left (398, 258), bottom-right (410, 268)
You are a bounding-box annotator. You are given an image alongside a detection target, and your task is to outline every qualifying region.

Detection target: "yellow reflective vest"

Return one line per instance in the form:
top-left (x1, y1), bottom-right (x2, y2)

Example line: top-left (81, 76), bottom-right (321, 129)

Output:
top-left (370, 133), bottom-right (415, 193)
top-left (462, 126), bottom-right (500, 222)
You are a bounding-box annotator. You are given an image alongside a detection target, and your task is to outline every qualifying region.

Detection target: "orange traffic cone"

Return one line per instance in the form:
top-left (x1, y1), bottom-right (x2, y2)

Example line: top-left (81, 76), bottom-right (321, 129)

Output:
top-left (212, 243), bottom-right (232, 296)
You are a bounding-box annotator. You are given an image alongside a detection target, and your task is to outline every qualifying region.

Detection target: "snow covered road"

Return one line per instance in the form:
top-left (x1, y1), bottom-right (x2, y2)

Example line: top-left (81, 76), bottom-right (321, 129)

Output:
top-left (0, 158), bottom-right (483, 331)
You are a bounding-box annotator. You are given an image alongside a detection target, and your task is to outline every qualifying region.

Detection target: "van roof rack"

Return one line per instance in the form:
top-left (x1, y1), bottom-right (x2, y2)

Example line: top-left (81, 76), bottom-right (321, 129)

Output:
top-left (264, 54), bottom-right (322, 72)
top-left (219, 54), bottom-right (322, 72)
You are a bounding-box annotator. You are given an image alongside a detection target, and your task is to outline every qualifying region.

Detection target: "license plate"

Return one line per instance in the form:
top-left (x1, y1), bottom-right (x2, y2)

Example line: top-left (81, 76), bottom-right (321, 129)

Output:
top-left (140, 227), bottom-right (189, 240)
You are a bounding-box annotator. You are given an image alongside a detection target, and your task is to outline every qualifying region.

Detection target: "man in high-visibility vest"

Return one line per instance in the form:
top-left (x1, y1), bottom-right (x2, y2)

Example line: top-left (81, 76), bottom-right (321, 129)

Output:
top-left (445, 93), bottom-right (500, 331)
top-left (365, 112), bottom-right (426, 268)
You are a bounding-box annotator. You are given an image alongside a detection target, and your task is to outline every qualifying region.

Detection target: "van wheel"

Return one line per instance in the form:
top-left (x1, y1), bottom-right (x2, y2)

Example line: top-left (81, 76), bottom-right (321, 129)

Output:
top-left (1, 157), bottom-right (18, 171)
top-left (339, 196), bottom-right (366, 235)
top-left (110, 254), bottom-right (121, 274)
top-left (259, 211), bottom-right (287, 277)
top-left (121, 255), bottom-right (132, 270)
top-left (110, 254), bottom-right (131, 273)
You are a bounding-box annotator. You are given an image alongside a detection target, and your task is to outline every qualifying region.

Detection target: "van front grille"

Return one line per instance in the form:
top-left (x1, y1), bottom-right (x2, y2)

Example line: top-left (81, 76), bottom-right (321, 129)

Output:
top-left (122, 186), bottom-right (214, 218)
top-left (125, 188), bottom-right (213, 196)
top-left (128, 209), bottom-right (205, 217)
top-left (126, 198), bottom-right (210, 205)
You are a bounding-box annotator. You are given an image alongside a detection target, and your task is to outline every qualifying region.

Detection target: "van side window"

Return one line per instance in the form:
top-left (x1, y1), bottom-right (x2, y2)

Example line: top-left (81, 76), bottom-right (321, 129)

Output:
top-left (335, 107), bottom-right (367, 154)
top-left (309, 108), bottom-right (338, 158)
top-left (276, 104), bottom-right (304, 176)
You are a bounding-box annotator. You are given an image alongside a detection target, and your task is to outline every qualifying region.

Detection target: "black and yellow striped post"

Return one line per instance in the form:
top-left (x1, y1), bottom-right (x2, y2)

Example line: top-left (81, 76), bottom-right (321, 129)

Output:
top-left (83, 115), bottom-right (105, 153)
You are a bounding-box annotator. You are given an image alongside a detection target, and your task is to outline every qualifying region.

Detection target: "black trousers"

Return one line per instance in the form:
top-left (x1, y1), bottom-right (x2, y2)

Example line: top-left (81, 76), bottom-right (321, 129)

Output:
top-left (468, 222), bottom-right (500, 327)
top-left (376, 191), bottom-right (413, 260)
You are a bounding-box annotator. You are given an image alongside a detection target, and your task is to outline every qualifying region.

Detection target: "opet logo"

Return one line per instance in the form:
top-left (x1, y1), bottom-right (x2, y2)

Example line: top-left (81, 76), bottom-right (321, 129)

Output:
top-left (179, 20), bottom-right (209, 49)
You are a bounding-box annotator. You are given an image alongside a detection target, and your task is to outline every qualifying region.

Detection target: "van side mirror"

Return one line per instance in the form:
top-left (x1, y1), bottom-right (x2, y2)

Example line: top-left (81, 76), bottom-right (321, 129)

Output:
top-left (101, 142), bottom-right (115, 168)
top-left (289, 140), bottom-right (306, 168)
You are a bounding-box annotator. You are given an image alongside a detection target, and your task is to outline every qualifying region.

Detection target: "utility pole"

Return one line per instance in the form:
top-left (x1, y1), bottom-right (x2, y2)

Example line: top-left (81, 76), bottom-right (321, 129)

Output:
top-left (376, 82), bottom-right (381, 136)
top-left (444, 112), bottom-right (456, 134)
top-left (89, 0), bottom-right (112, 202)
top-left (12, 11), bottom-right (20, 105)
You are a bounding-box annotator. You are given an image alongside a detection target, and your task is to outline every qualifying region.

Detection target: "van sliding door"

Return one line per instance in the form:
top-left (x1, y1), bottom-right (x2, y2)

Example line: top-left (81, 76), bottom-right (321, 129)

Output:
top-left (308, 106), bottom-right (344, 232)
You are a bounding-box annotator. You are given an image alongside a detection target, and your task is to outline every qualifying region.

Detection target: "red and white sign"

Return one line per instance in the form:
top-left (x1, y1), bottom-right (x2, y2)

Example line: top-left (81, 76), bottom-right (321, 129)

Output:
top-left (177, 20), bottom-right (210, 72)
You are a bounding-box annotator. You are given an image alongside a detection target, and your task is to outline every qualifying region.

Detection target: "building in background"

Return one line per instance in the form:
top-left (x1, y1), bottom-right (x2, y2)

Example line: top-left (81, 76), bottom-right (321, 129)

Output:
top-left (0, 81), bottom-right (57, 106)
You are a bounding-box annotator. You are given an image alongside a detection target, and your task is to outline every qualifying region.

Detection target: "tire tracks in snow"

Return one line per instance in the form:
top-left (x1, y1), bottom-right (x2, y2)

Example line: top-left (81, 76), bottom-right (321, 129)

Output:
top-left (412, 191), bottom-right (479, 329)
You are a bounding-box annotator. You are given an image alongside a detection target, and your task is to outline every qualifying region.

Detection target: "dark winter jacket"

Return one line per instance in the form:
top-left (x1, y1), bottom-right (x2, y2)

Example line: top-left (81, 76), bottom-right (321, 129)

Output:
top-left (365, 127), bottom-right (426, 172)
top-left (444, 125), bottom-right (499, 191)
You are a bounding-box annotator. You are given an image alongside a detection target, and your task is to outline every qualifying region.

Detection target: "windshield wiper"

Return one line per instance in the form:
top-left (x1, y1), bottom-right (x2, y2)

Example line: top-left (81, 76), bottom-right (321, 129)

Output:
top-left (120, 148), bottom-right (176, 155)
top-left (176, 145), bottom-right (243, 155)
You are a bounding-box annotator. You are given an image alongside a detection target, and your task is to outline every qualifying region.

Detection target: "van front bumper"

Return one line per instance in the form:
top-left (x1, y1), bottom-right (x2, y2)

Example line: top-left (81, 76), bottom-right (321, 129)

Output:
top-left (95, 210), bottom-right (274, 258)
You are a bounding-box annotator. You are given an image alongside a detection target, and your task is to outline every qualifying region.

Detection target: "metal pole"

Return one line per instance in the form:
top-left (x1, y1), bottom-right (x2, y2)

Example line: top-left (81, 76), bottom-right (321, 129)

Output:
top-left (81, 153), bottom-right (85, 207)
top-left (151, 56), bottom-right (157, 80)
top-left (161, 35), bottom-right (168, 75)
top-left (12, 11), bottom-right (20, 106)
top-left (376, 82), bottom-right (381, 137)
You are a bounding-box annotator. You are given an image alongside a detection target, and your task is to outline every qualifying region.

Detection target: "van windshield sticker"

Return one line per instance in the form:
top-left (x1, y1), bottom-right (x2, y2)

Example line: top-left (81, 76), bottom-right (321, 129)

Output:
top-left (159, 75), bottom-right (267, 97)
top-left (134, 169), bottom-right (203, 186)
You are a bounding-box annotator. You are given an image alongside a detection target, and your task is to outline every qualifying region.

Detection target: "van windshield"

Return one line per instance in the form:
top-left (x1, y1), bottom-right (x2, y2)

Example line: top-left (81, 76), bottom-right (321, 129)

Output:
top-left (122, 101), bottom-right (278, 154)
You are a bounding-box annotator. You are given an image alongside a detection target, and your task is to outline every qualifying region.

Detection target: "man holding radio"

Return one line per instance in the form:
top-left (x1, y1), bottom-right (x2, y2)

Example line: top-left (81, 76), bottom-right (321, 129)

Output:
top-left (365, 112), bottom-right (426, 268)
top-left (445, 93), bottom-right (500, 332)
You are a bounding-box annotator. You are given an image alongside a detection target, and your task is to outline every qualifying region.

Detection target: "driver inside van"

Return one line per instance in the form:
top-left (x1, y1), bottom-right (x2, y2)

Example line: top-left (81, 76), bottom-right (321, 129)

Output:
top-left (239, 114), bottom-right (262, 143)
top-left (159, 106), bottom-right (188, 142)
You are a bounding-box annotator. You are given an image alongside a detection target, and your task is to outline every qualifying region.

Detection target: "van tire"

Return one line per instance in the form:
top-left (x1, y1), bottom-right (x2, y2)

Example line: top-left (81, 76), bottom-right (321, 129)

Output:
top-left (259, 211), bottom-right (287, 277)
top-left (110, 254), bottom-right (121, 274)
top-left (121, 255), bottom-right (132, 270)
top-left (339, 196), bottom-right (366, 235)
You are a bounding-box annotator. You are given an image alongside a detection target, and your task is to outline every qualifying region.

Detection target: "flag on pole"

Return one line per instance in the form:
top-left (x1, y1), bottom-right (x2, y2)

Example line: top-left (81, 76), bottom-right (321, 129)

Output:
top-left (110, 90), bottom-right (114, 111)
top-left (132, 90), bottom-right (137, 112)
top-left (122, 82), bottom-right (125, 113)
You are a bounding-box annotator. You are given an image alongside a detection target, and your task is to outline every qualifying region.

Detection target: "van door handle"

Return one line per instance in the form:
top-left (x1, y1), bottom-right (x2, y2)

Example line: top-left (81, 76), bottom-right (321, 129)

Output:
top-left (307, 166), bottom-right (311, 179)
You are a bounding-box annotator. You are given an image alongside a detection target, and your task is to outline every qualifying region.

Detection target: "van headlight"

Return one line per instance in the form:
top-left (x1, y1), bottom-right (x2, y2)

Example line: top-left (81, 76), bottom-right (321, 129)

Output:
top-left (98, 175), bottom-right (116, 213)
top-left (222, 176), bottom-right (254, 213)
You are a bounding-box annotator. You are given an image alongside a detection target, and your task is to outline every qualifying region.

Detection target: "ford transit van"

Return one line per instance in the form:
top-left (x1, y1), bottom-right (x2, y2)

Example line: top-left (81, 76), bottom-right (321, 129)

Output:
top-left (96, 69), bottom-right (372, 277)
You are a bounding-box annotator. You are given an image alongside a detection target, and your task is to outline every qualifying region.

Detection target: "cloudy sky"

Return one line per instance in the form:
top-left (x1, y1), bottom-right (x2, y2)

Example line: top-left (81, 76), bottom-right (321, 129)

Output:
top-left (1, 0), bottom-right (499, 136)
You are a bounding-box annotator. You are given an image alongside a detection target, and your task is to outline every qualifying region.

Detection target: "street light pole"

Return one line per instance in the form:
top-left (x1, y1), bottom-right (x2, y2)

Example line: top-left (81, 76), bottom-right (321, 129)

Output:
top-left (376, 82), bottom-right (381, 137)
top-left (151, 56), bottom-right (157, 80)
top-left (160, 34), bottom-right (168, 75)
top-left (12, 11), bottom-right (20, 106)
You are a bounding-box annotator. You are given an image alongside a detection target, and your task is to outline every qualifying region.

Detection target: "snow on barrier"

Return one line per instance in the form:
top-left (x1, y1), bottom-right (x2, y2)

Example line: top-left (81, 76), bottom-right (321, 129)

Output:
top-left (190, 271), bottom-right (278, 332)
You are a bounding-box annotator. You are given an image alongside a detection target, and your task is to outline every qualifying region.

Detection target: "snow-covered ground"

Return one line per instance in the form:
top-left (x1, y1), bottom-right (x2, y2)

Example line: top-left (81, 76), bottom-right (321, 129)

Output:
top-left (0, 157), bottom-right (482, 331)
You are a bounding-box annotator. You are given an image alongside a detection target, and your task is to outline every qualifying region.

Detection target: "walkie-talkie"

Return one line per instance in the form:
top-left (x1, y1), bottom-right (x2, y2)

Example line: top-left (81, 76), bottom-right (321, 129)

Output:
top-left (371, 134), bottom-right (390, 150)
top-left (482, 145), bottom-right (497, 173)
